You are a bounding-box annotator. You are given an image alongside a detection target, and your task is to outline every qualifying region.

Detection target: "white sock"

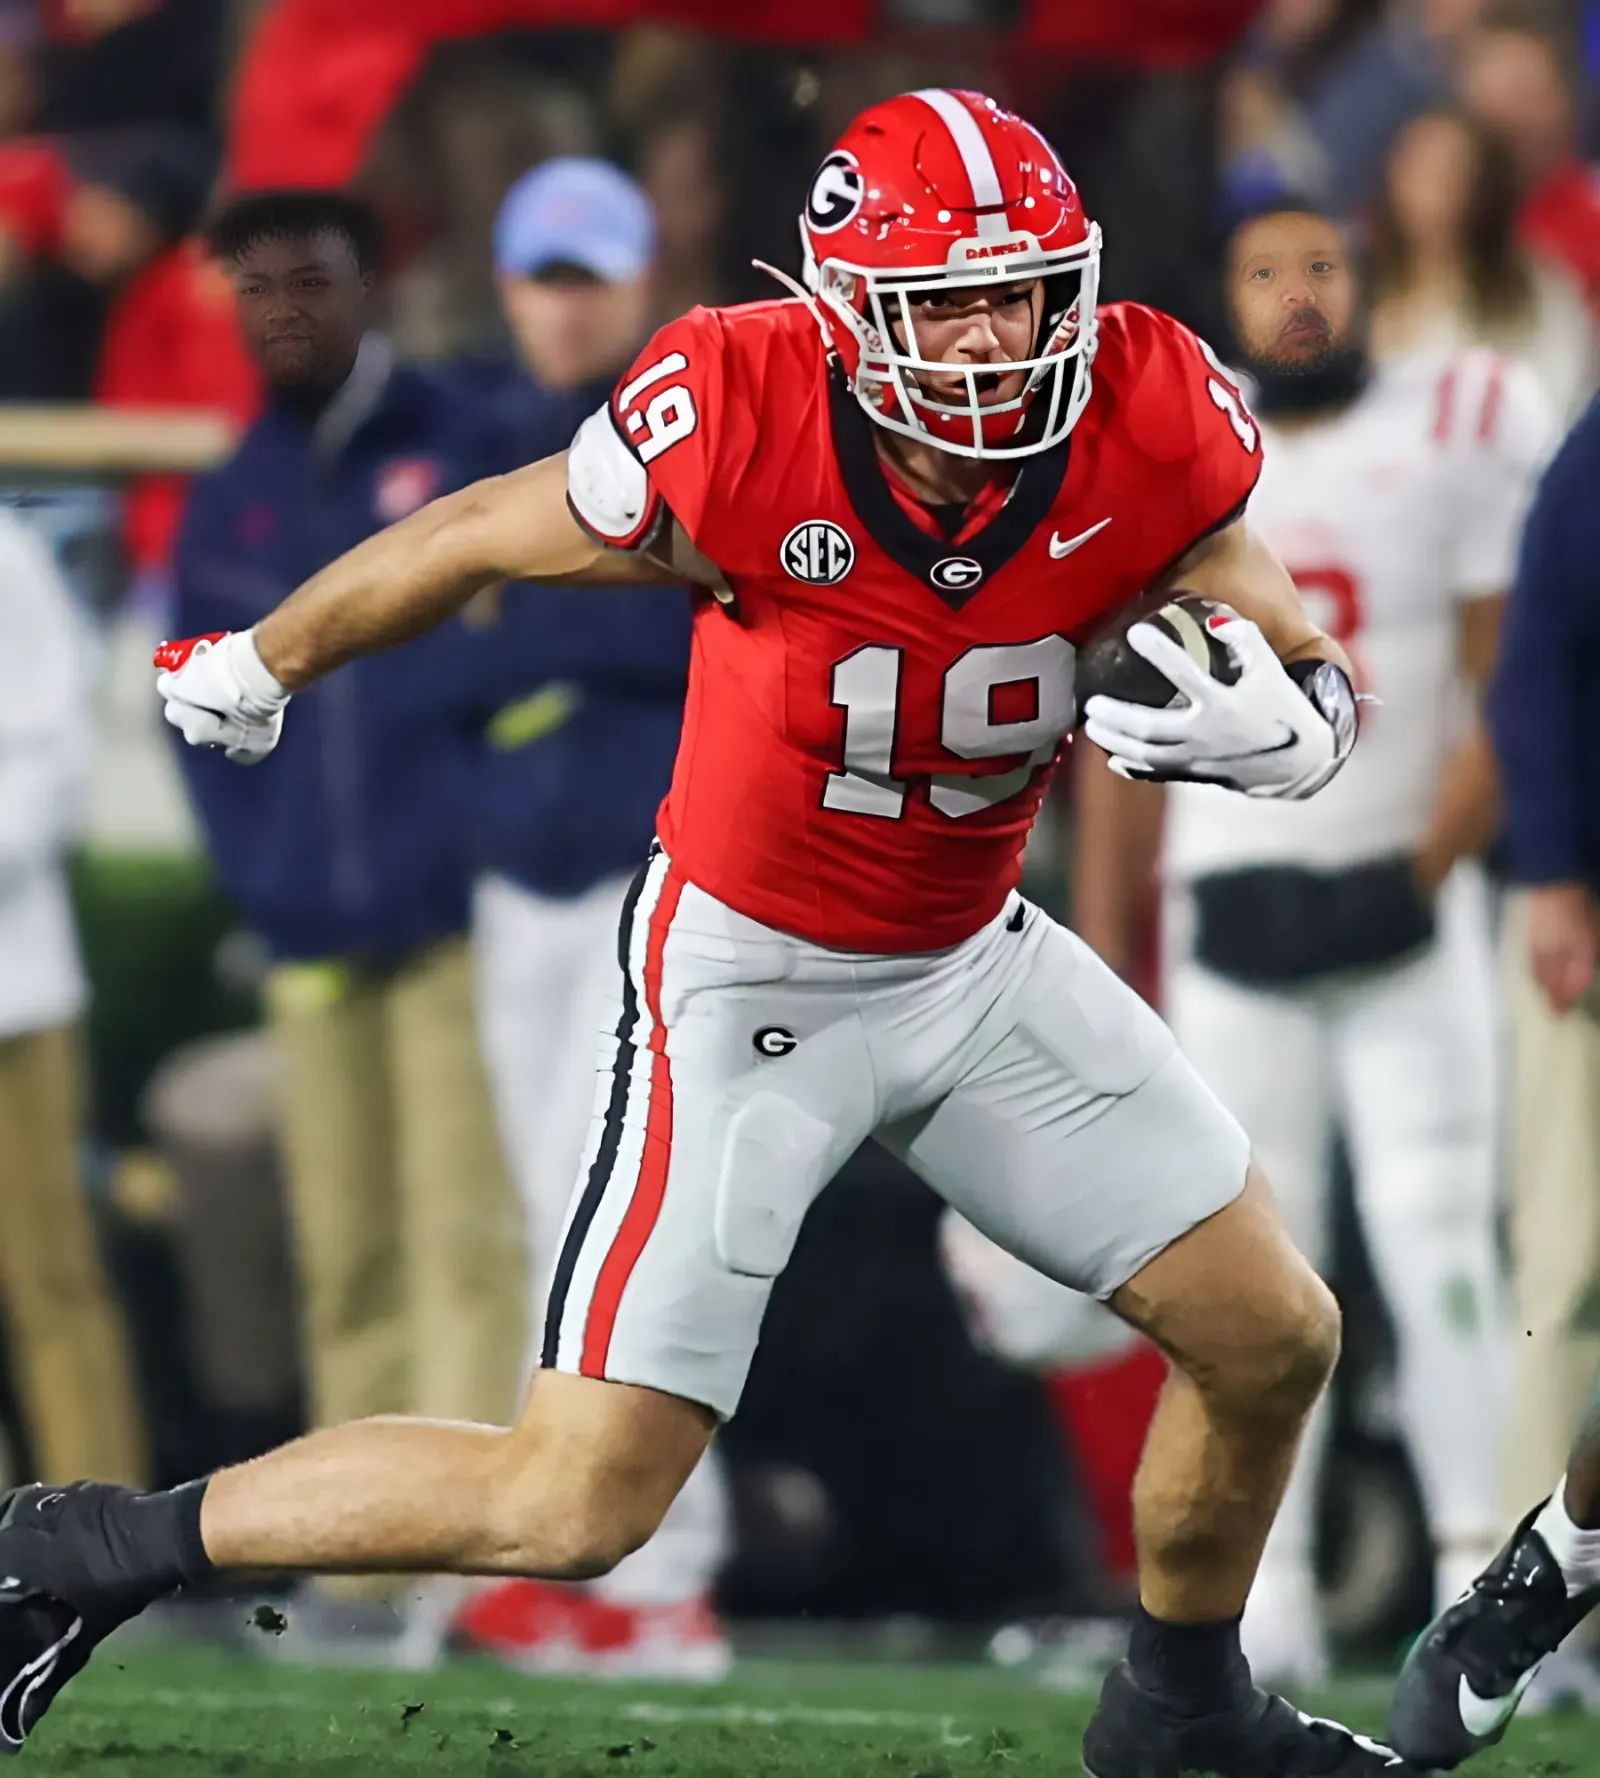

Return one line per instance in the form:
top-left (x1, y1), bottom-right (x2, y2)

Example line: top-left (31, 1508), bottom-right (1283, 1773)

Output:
top-left (1532, 1480), bottom-right (1600, 1596)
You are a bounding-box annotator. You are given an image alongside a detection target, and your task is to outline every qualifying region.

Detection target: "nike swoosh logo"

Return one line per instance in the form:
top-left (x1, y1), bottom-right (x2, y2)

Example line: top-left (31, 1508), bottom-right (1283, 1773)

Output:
top-left (1458, 1666), bottom-right (1539, 1738)
top-left (0, 1612), bottom-right (80, 1748)
top-left (1049, 517), bottom-right (1112, 559)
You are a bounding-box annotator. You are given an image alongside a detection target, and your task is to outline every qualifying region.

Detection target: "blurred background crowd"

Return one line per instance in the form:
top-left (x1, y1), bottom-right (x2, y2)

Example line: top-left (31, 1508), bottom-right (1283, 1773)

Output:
top-left (3, 0), bottom-right (1600, 1692)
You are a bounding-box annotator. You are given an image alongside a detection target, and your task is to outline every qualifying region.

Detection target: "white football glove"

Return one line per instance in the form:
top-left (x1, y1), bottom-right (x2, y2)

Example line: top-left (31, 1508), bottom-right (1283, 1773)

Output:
top-left (1082, 611), bottom-right (1355, 800)
top-left (153, 629), bottom-right (289, 764)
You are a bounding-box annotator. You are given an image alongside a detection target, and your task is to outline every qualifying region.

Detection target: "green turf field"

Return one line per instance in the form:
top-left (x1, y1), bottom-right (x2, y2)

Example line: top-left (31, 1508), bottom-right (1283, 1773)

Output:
top-left (19, 1646), bottom-right (1600, 1776)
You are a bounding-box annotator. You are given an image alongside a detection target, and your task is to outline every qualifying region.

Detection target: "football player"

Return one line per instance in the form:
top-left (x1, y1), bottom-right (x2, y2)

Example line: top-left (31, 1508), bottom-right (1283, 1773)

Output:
top-left (1074, 200), bottom-right (1554, 1684)
top-left (1388, 1384), bottom-right (1600, 1764)
top-left (0, 95), bottom-right (1400, 1778)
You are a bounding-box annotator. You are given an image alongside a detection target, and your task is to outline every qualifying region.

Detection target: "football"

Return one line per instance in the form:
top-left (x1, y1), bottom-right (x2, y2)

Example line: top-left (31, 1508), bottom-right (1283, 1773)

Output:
top-left (1077, 591), bottom-right (1241, 709)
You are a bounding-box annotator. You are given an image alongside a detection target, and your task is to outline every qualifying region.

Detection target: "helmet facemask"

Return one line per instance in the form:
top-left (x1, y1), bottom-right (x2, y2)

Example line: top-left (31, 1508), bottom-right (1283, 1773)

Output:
top-left (807, 223), bottom-right (1101, 460)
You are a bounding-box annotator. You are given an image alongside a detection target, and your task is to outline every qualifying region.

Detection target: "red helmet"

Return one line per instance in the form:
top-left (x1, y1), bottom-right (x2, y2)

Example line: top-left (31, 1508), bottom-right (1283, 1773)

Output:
top-left (798, 89), bottom-right (1101, 460)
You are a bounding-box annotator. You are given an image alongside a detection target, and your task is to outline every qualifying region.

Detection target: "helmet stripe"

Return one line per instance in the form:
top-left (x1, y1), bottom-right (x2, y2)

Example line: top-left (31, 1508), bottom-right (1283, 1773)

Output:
top-left (912, 89), bottom-right (1008, 236)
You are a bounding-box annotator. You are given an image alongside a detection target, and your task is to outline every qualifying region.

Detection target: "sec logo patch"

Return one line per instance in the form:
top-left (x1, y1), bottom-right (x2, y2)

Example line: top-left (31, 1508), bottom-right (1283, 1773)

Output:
top-left (781, 520), bottom-right (855, 586)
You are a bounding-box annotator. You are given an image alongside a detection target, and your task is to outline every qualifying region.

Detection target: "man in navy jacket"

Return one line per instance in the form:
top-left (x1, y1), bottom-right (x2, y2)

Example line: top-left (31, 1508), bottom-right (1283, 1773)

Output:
top-left (1490, 394), bottom-right (1600, 1642)
top-left (173, 189), bottom-right (525, 1657)
top-left (453, 160), bottom-right (730, 1682)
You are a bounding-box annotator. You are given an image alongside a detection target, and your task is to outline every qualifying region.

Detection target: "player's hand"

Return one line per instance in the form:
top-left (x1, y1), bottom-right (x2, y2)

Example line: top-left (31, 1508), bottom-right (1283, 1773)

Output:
top-left (1082, 614), bottom-right (1352, 800)
top-left (153, 629), bottom-right (289, 764)
top-left (1526, 882), bottom-right (1600, 1016)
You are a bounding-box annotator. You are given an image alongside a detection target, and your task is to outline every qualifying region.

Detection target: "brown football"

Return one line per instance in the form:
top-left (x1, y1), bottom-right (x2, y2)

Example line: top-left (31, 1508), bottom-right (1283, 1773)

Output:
top-left (1078, 592), bottom-right (1241, 709)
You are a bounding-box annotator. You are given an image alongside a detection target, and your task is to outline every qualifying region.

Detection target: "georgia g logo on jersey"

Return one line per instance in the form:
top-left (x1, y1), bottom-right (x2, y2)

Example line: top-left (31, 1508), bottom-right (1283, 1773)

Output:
top-left (929, 556), bottom-right (984, 593)
top-left (806, 152), bottom-right (864, 233)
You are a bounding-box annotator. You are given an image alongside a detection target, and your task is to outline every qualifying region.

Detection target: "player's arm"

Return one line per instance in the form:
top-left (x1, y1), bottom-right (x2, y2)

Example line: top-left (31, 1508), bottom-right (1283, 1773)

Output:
top-left (1158, 513), bottom-right (1352, 679)
top-left (154, 451), bottom-right (710, 763)
top-left (1084, 514), bottom-right (1358, 800)
top-left (1414, 593), bottom-right (1502, 893)
top-left (261, 452), bottom-right (672, 687)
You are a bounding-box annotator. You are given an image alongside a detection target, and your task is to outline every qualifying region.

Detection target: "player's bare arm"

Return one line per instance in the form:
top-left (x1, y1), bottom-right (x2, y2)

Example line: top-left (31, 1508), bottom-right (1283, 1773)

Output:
top-left (152, 451), bottom-right (715, 763)
top-left (1159, 513), bottom-right (1352, 680)
top-left (255, 452), bottom-right (663, 691)
top-left (1083, 514), bottom-right (1359, 801)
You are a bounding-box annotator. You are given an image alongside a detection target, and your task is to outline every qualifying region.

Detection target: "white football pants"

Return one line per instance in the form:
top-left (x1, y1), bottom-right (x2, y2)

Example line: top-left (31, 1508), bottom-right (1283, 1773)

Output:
top-left (472, 869), bottom-right (730, 1608)
top-left (1166, 863), bottom-right (1505, 1627)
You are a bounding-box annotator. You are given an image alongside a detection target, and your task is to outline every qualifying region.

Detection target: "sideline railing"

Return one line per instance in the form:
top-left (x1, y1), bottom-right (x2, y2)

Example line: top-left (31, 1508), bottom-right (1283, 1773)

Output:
top-left (0, 406), bottom-right (234, 476)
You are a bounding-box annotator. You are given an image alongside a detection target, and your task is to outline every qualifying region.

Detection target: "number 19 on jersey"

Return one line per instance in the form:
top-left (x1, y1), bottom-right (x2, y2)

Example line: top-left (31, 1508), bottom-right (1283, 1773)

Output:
top-left (824, 636), bottom-right (1077, 820)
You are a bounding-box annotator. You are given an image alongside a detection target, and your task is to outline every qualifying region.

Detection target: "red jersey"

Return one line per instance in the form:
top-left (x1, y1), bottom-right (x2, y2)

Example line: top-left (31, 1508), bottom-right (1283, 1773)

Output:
top-left (570, 297), bottom-right (1260, 952)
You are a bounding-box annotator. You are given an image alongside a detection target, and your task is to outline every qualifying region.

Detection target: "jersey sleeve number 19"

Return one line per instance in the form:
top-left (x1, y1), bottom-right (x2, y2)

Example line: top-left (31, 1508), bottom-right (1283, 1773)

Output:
top-left (825, 636), bottom-right (1076, 820)
top-left (616, 351), bottom-right (700, 464)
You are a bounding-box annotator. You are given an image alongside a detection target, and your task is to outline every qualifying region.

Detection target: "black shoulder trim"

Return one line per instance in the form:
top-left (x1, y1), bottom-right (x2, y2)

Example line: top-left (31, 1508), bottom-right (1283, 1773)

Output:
top-left (1153, 490), bottom-right (1252, 589)
top-left (827, 367), bottom-right (1073, 611)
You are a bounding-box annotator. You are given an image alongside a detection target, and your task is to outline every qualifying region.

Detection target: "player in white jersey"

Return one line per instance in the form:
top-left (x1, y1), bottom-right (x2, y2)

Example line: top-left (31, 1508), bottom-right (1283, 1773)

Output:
top-left (1072, 200), bottom-right (1556, 1685)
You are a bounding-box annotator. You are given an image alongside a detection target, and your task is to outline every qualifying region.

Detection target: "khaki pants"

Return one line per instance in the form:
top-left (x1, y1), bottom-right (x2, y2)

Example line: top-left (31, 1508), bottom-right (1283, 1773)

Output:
top-left (0, 1026), bottom-right (145, 1484)
top-left (267, 936), bottom-right (526, 1443)
top-left (1501, 892), bottom-right (1600, 1518)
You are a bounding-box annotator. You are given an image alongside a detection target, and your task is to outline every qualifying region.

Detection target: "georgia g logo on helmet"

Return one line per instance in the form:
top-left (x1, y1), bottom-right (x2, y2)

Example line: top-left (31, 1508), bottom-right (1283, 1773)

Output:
top-left (805, 151), bottom-right (864, 234)
top-left (795, 90), bottom-right (1103, 463)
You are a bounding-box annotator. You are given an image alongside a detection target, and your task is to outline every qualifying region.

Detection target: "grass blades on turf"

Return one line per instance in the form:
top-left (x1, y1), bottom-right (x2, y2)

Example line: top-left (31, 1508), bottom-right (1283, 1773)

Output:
top-left (20, 1646), bottom-right (1600, 1776)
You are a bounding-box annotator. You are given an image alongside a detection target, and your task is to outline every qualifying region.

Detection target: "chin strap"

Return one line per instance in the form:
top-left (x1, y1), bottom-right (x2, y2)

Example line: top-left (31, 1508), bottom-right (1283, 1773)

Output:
top-left (751, 258), bottom-right (835, 353)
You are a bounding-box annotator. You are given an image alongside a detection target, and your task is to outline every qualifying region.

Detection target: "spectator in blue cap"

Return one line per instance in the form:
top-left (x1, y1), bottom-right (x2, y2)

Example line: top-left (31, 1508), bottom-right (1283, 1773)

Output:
top-left (453, 159), bottom-right (728, 1683)
top-left (486, 155), bottom-right (657, 454)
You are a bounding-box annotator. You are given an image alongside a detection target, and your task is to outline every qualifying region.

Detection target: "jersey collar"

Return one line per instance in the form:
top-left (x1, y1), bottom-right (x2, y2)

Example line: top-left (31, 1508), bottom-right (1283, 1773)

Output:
top-left (827, 366), bottom-right (1073, 612)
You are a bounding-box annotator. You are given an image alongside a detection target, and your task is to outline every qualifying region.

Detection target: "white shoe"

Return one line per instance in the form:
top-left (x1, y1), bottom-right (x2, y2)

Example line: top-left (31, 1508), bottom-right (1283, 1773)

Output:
top-left (1241, 1563), bottom-right (1329, 1695)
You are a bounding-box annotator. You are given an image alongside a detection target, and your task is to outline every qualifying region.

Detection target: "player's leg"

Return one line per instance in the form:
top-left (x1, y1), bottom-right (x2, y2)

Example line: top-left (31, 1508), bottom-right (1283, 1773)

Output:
top-left (0, 854), bottom-right (876, 1750)
top-left (1332, 867), bottom-right (1503, 1613)
top-left (570, 871), bottom-right (732, 1676)
top-left (876, 906), bottom-right (1406, 1777)
top-left (1163, 938), bottom-right (1335, 1688)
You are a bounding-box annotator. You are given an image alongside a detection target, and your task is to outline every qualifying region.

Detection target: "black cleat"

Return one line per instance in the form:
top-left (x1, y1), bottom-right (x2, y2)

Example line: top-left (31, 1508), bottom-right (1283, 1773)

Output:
top-left (1083, 1661), bottom-right (1427, 1778)
top-left (0, 1484), bottom-right (168, 1755)
top-left (1387, 1502), bottom-right (1600, 1768)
